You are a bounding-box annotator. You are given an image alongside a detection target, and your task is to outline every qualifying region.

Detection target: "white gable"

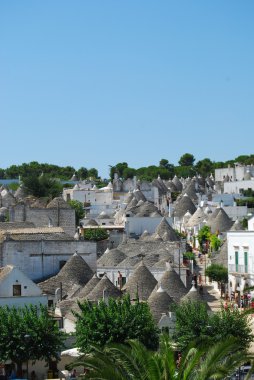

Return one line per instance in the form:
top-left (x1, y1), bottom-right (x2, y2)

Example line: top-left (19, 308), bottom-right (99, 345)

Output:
top-left (0, 266), bottom-right (43, 297)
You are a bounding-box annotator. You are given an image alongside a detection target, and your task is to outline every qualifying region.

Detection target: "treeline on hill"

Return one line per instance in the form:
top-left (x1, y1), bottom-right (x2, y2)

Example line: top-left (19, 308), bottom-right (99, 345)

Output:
top-left (0, 162), bottom-right (98, 181)
top-left (109, 153), bottom-right (254, 181)
top-left (0, 154), bottom-right (254, 182)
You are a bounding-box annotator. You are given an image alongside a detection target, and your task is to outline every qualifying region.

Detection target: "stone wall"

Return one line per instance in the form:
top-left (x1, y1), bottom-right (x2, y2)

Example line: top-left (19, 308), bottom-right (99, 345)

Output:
top-left (1, 239), bottom-right (97, 281)
top-left (9, 205), bottom-right (76, 237)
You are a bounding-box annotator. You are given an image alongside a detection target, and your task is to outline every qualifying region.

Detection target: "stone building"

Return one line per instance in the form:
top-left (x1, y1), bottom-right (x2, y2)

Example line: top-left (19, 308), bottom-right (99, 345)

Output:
top-left (0, 225), bottom-right (99, 281)
top-left (9, 197), bottom-right (76, 237)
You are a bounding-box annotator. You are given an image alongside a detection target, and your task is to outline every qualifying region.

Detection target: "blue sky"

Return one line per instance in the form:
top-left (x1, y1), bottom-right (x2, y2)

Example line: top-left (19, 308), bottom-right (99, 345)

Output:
top-left (1, 1), bottom-right (254, 178)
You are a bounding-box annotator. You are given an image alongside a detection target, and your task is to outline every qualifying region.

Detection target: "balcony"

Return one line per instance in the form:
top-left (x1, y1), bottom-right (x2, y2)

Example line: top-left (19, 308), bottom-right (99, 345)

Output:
top-left (228, 264), bottom-right (247, 274)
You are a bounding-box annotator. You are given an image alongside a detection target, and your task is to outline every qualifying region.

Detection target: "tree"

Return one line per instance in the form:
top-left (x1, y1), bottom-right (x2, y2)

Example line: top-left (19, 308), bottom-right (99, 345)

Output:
top-left (178, 153), bottom-right (195, 167)
top-left (22, 174), bottom-right (63, 198)
top-left (210, 233), bottom-right (222, 251)
top-left (74, 294), bottom-right (159, 352)
top-left (0, 304), bottom-right (65, 377)
top-left (77, 167), bottom-right (88, 180)
top-left (197, 225), bottom-right (211, 253)
top-left (67, 334), bottom-right (251, 380)
top-left (195, 158), bottom-right (214, 177)
top-left (122, 167), bottom-right (136, 179)
top-left (87, 168), bottom-right (98, 179)
top-left (205, 263), bottom-right (228, 296)
top-left (173, 300), bottom-right (253, 352)
top-left (173, 300), bottom-right (210, 351)
top-left (68, 200), bottom-right (85, 226)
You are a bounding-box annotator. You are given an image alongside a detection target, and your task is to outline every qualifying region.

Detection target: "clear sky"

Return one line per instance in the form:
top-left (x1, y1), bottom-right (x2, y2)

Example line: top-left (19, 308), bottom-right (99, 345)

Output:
top-left (1, 1), bottom-right (254, 178)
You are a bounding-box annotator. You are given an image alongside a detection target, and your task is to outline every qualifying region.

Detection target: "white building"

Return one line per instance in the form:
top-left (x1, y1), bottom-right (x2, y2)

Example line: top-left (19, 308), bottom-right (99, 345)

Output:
top-left (215, 164), bottom-right (254, 183)
top-left (0, 265), bottom-right (47, 307)
top-left (227, 216), bottom-right (254, 304)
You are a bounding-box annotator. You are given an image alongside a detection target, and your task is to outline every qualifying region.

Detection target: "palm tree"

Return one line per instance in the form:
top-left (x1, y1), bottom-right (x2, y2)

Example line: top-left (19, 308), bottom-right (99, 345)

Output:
top-left (67, 335), bottom-right (253, 379)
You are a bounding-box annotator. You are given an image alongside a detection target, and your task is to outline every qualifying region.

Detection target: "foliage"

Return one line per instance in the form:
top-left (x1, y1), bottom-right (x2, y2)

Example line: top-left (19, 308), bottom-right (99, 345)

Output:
top-left (77, 167), bottom-right (88, 180)
top-left (210, 233), bottom-right (222, 251)
top-left (183, 252), bottom-right (196, 264)
top-left (242, 188), bottom-right (254, 197)
top-left (178, 153), bottom-right (195, 167)
top-left (67, 334), bottom-right (252, 380)
top-left (209, 308), bottom-right (253, 350)
top-left (205, 263), bottom-right (228, 284)
top-left (197, 225), bottom-right (211, 252)
top-left (0, 304), bottom-right (65, 374)
top-left (236, 197), bottom-right (254, 208)
top-left (22, 174), bottom-right (63, 198)
top-left (174, 165), bottom-right (195, 178)
top-left (109, 162), bottom-right (129, 180)
top-left (68, 200), bottom-right (85, 226)
top-left (173, 300), bottom-right (253, 352)
top-left (83, 228), bottom-right (109, 241)
top-left (195, 158), bottom-right (214, 177)
top-left (74, 294), bottom-right (159, 352)
top-left (87, 168), bottom-right (98, 179)
top-left (173, 301), bottom-right (210, 350)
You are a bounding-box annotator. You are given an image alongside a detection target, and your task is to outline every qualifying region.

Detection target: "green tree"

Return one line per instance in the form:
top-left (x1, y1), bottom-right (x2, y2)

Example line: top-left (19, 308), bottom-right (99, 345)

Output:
top-left (195, 158), bottom-right (214, 177)
top-left (68, 335), bottom-right (251, 380)
top-left (178, 153), bottom-right (195, 167)
top-left (205, 263), bottom-right (228, 296)
top-left (210, 233), bottom-right (222, 251)
top-left (173, 300), bottom-right (210, 350)
top-left (87, 168), bottom-right (98, 179)
top-left (22, 174), bottom-right (63, 198)
top-left (197, 225), bottom-right (211, 253)
top-left (83, 228), bottom-right (109, 241)
top-left (74, 294), bottom-right (159, 351)
top-left (122, 167), bottom-right (136, 179)
top-left (77, 167), bottom-right (88, 180)
top-left (173, 300), bottom-right (253, 352)
top-left (0, 304), bottom-right (65, 377)
top-left (68, 200), bottom-right (85, 226)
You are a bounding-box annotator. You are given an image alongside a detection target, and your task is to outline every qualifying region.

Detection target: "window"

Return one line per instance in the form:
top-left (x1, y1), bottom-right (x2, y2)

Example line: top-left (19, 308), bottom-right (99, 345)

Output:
top-left (235, 251), bottom-right (238, 272)
top-left (48, 300), bottom-right (54, 308)
top-left (13, 285), bottom-right (21, 296)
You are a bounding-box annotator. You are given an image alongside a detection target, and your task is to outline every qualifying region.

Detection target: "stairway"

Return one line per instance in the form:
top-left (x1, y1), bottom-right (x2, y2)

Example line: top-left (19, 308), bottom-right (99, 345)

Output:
top-left (195, 252), bottom-right (222, 312)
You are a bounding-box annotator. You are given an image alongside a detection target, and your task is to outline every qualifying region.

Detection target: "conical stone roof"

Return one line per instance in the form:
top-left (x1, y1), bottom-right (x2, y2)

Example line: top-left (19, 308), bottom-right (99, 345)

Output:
top-left (84, 219), bottom-right (98, 226)
top-left (134, 201), bottom-right (160, 217)
top-left (148, 286), bottom-right (175, 323)
top-left (46, 197), bottom-right (71, 209)
top-left (133, 189), bottom-right (147, 202)
top-left (38, 253), bottom-right (94, 297)
top-left (97, 248), bottom-right (127, 267)
top-left (212, 239), bottom-right (228, 267)
top-left (126, 197), bottom-right (138, 211)
top-left (159, 263), bottom-right (187, 303)
top-left (209, 209), bottom-right (233, 234)
top-left (230, 219), bottom-right (243, 231)
top-left (86, 274), bottom-right (122, 302)
top-left (173, 194), bottom-right (196, 218)
top-left (77, 274), bottom-right (101, 299)
top-left (14, 185), bottom-right (27, 200)
top-left (182, 182), bottom-right (198, 203)
top-left (172, 175), bottom-right (183, 191)
top-left (180, 283), bottom-right (206, 303)
top-left (155, 217), bottom-right (179, 241)
top-left (122, 261), bottom-right (157, 301)
top-left (186, 206), bottom-right (206, 227)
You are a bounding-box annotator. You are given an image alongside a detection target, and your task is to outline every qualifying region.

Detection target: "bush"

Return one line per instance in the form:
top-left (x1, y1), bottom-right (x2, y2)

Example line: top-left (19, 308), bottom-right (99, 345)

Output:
top-left (83, 228), bottom-right (109, 241)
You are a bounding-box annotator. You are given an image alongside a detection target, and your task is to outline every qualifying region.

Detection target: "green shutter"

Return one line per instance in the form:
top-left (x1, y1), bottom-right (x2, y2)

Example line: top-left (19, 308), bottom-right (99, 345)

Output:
top-left (235, 251), bottom-right (238, 271)
top-left (244, 252), bottom-right (248, 272)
